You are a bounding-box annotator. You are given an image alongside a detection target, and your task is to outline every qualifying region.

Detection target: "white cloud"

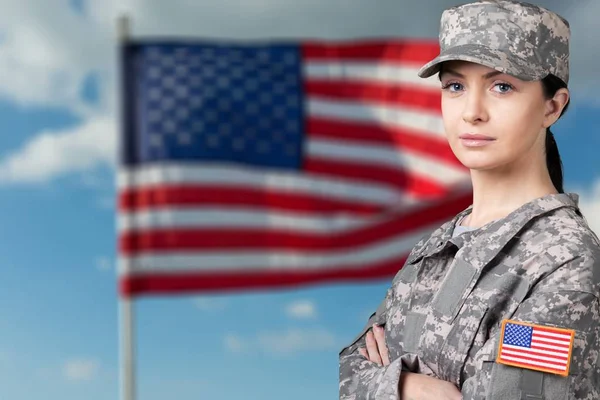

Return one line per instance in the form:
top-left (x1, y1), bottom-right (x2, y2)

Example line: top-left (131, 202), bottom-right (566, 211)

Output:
top-left (95, 256), bottom-right (113, 271)
top-left (257, 328), bottom-right (337, 355)
top-left (80, 173), bottom-right (110, 190)
top-left (63, 358), bottom-right (99, 382)
top-left (192, 296), bottom-right (228, 312)
top-left (0, 116), bottom-right (116, 185)
top-left (102, 0), bottom-right (600, 91)
top-left (223, 333), bottom-right (247, 353)
top-left (224, 328), bottom-right (338, 356)
top-left (0, 0), bottom-right (598, 187)
top-left (558, 0), bottom-right (599, 98)
top-left (285, 300), bottom-right (317, 319)
top-left (0, 0), bottom-right (117, 111)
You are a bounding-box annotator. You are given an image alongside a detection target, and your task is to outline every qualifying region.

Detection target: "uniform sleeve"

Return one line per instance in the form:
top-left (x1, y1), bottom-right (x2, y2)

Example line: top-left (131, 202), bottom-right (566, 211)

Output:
top-left (462, 256), bottom-right (600, 399)
top-left (339, 286), bottom-right (405, 400)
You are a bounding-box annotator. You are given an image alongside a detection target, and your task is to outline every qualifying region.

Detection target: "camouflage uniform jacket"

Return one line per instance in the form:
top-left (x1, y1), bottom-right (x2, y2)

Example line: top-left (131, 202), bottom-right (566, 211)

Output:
top-left (339, 192), bottom-right (600, 399)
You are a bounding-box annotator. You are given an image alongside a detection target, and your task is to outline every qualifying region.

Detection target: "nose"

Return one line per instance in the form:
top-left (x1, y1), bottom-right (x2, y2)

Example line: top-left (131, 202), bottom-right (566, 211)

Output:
top-left (462, 89), bottom-right (489, 124)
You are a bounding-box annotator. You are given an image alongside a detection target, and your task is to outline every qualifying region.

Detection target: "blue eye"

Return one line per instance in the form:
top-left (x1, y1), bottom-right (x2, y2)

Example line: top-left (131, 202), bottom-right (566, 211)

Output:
top-left (441, 82), bottom-right (463, 92)
top-left (494, 83), bottom-right (513, 93)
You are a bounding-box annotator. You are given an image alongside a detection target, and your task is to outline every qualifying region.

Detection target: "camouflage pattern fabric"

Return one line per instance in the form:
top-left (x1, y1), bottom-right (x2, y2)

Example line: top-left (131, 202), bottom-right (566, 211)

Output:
top-left (339, 193), bottom-right (600, 399)
top-left (418, 0), bottom-right (570, 84)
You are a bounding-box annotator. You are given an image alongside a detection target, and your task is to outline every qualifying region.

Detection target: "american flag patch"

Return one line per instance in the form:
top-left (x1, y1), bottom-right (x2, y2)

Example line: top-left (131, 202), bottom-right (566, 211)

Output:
top-left (496, 319), bottom-right (575, 376)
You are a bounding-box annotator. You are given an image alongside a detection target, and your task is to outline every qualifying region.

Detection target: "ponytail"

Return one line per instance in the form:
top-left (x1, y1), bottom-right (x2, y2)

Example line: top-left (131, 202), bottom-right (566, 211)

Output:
top-left (541, 75), bottom-right (570, 194)
top-left (544, 128), bottom-right (564, 193)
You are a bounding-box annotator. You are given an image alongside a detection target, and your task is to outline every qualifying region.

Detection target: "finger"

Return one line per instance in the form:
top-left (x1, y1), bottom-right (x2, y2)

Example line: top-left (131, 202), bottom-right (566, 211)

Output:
top-left (358, 347), bottom-right (368, 359)
top-left (372, 324), bottom-right (390, 366)
top-left (365, 330), bottom-right (383, 365)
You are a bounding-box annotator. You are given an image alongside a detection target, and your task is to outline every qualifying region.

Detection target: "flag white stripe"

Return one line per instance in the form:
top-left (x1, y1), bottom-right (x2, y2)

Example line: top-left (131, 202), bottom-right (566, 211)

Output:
top-left (118, 208), bottom-right (377, 234)
top-left (304, 62), bottom-right (440, 89)
top-left (532, 330), bottom-right (573, 340)
top-left (527, 341), bottom-right (571, 352)
top-left (502, 344), bottom-right (569, 358)
top-left (501, 349), bottom-right (567, 363)
top-left (532, 336), bottom-right (572, 346)
top-left (307, 137), bottom-right (468, 185)
top-left (306, 98), bottom-right (445, 139)
top-left (117, 165), bottom-right (405, 206)
top-left (118, 222), bottom-right (439, 275)
top-left (500, 355), bottom-right (567, 370)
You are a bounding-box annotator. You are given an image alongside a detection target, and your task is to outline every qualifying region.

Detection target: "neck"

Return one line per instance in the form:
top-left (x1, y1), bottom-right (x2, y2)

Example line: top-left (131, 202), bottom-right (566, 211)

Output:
top-left (464, 151), bottom-right (558, 228)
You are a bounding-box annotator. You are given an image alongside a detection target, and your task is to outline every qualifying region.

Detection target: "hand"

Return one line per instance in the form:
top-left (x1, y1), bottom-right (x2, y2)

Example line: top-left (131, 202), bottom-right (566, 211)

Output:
top-left (400, 372), bottom-right (462, 400)
top-left (358, 324), bottom-right (390, 366)
top-left (357, 324), bottom-right (461, 400)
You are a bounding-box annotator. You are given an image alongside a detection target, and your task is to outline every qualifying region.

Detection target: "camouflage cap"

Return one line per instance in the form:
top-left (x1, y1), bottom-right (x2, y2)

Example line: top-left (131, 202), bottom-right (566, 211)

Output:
top-left (417, 0), bottom-right (570, 84)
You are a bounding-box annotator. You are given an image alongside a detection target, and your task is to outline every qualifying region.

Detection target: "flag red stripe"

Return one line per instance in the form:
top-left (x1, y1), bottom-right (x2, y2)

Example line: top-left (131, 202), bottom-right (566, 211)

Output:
top-left (500, 352), bottom-right (568, 367)
top-left (502, 347), bottom-right (569, 361)
top-left (119, 191), bottom-right (472, 253)
top-left (119, 253), bottom-right (408, 297)
top-left (533, 326), bottom-right (572, 334)
top-left (533, 327), bottom-right (573, 338)
top-left (118, 39), bottom-right (471, 297)
top-left (530, 343), bottom-right (570, 352)
top-left (304, 156), bottom-right (449, 197)
top-left (305, 80), bottom-right (441, 113)
top-left (306, 118), bottom-right (462, 167)
top-left (120, 226), bottom-right (383, 253)
top-left (498, 358), bottom-right (567, 374)
top-left (119, 185), bottom-right (386, 215)
top-left (532, 336), bottom-right (571, 347)
top-left (301, 41), bottom-right (439, 64)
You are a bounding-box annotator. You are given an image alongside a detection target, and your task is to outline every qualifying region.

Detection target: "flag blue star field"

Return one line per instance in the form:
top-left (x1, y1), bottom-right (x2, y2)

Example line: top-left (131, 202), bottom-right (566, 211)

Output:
top-left (117, 39), bottom-right (472, 297)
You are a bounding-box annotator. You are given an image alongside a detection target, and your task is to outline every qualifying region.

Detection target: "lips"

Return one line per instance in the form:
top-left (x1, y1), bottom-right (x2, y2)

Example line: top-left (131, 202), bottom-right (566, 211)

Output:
top-left (459, 133), bottom-right (495, 140)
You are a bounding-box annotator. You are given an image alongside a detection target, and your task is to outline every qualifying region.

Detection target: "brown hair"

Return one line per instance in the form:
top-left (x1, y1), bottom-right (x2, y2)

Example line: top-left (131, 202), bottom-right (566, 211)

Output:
top-left (541, 74), bottom-right (570, 194)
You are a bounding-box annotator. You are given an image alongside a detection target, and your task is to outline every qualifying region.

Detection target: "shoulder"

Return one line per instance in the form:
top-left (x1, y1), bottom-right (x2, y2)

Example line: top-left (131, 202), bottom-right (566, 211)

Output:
top-left (520, 206), bottom-right (600, 294)
top-left (522, 205), bottom-right (600, 258)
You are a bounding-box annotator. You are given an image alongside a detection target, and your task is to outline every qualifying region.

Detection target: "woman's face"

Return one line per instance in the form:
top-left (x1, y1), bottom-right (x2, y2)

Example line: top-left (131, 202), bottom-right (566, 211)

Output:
top-left (439, 60), bottom-right (550, 172)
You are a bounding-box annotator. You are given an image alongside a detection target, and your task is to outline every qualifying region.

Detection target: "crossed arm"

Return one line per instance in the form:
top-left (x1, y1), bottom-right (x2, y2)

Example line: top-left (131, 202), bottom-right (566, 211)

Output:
top-left (339, 284), bottom-right (462, 400)
top-left (340, 254), bottom-right (600, 400)
top-left (357, 324), bottom-right (462, 400)
top-left (348, 287), bottom-right (600, 400)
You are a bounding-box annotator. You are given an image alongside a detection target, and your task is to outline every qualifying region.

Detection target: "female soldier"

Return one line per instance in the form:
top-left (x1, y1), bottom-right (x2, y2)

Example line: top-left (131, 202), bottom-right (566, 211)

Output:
top-left (339, 1), bottom-right (600, 399)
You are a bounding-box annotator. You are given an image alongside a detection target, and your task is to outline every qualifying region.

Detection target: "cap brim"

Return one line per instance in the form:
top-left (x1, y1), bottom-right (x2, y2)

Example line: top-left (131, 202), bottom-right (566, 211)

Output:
top-left (417, 43), bottom-right (547, 81)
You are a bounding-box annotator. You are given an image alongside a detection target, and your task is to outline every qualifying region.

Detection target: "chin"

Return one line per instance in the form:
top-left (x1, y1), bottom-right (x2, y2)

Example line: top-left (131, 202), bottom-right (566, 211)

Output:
top-left (456, 154), bottom-right (501, 171)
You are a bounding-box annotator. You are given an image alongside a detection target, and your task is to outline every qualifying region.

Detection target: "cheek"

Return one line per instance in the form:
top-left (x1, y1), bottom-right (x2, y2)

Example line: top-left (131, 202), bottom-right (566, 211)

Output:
top-left (440, 98), bottom-right (461, 137)
top-left (495, 102), bottom-right (544, 147)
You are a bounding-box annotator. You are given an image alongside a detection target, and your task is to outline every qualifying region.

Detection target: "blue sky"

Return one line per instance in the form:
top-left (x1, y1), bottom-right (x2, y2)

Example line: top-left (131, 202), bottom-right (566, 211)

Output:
top-left (0, 1), bottom-right (598, 400)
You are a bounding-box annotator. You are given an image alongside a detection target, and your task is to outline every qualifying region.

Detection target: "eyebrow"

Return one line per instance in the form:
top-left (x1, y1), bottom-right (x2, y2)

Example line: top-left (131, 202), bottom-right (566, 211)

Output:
top-left (440, 69), bottom-right (504, 80)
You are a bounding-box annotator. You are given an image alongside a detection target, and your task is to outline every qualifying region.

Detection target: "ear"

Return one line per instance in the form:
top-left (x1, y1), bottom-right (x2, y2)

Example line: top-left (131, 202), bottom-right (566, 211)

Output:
top-left (543, 88), bottom-right (570, 128)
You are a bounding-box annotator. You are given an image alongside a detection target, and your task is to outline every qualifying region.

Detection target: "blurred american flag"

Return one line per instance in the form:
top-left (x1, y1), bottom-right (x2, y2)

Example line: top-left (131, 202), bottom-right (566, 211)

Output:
top-left (118, 40), bottom-right (472, 297)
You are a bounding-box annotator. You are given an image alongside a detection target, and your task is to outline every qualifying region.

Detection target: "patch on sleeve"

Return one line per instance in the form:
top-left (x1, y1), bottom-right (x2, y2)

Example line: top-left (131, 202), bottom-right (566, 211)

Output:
top-left (496, 319), bottom-right (575, 377)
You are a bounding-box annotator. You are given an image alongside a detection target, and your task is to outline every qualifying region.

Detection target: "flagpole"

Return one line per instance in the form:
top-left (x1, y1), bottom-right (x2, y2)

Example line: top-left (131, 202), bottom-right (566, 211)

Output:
top-left (119, 297), bottom-right (136, 400)
top-left (117, 14), bottom-right (136, 400)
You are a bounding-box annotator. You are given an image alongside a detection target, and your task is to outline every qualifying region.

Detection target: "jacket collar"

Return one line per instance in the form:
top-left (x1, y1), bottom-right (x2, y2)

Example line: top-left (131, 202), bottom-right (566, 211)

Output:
top-left (413, 192), bottom-right (580, 268)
